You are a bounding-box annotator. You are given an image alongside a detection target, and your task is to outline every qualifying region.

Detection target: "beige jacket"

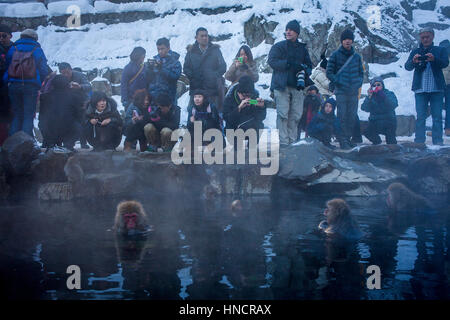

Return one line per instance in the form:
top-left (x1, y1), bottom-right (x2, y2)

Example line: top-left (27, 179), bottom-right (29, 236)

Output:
top-left (225, 60), bottom-right (259, 84)
top-left (310, 66), bottom-right (333, 96)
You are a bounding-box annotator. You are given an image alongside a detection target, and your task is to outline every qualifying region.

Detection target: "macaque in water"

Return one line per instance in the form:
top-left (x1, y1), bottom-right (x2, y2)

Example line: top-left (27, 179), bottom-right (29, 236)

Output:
top-left (318, 198), bottom-right (362, 239)
top-left (114, 200), bottom-right (149, 236)
top-left (386, 182), bottom-right (429, 212)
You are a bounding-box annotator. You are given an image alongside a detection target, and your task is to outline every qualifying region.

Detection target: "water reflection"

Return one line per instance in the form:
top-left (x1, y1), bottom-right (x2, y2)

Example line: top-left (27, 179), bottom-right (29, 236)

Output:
top-left (0, 193), bottom-right (448, 300)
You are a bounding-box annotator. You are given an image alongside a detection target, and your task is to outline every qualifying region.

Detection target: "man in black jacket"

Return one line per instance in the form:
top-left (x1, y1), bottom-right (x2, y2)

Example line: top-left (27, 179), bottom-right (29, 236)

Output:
top-left (268, 20), bottom-right (313, 146)
top-left (183, 27), bottom-right (227, 111)
top-left (144, 92), bottom-right (180, 152)
top-left (223, 76), bottom-right (266, 132)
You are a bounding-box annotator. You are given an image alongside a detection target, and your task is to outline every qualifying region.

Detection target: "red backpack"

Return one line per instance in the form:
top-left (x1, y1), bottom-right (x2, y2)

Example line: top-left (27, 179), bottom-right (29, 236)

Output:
top-left (8, 45), bottom-right (38, 80)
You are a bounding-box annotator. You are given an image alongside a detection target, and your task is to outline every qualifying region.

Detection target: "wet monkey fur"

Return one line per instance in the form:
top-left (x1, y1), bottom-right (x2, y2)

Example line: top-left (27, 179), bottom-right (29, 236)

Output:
top-left (114, 201), bottom-right (148, 236)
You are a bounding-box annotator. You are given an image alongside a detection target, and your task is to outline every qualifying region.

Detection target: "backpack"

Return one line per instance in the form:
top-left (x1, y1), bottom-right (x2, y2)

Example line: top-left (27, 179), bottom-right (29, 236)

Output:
top-left (7, 45), bottom-right (38, 80)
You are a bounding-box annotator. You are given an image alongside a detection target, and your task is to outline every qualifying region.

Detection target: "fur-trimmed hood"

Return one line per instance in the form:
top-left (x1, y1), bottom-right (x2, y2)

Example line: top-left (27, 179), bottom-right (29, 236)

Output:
top-left (186, 41), bottom-right (221, 53)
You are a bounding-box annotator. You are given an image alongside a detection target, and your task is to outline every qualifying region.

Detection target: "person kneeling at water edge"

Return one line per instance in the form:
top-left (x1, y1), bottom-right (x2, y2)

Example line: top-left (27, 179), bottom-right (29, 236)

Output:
top-left (144, 92), bottom-right (181, 152)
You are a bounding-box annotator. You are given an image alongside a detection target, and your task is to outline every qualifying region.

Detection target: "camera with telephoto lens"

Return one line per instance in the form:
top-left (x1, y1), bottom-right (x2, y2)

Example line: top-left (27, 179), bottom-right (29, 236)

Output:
top-left (296, 70), bottom-right (305, 90)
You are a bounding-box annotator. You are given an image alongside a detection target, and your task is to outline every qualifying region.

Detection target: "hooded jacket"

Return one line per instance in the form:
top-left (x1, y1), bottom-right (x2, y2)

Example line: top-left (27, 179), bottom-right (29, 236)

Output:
top-left (307, 99), bottom-right (341, 138)
top-left (361, 77), bottom-right (398, 121)
top-left (404, 42), bottom-right (449, 91)
top-left (183, 41), bottom-right (227, 96)
top-left (223, 85), bottom-right (266, 130)
top-left (148, 50), bottom-right (182, 102)
top-left (86, 97), bottom-right (123, 127)
top-left (187, 101), bottom-right (221, 133)
top-left (3, 37), bottom-right (49, 87)
top-left (121, 60), bottom-right (149, 106)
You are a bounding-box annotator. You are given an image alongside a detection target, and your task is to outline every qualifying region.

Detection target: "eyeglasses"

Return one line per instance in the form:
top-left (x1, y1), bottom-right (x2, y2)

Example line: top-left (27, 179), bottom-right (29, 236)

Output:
top-left (240, 93), bottom-right (252, 98)
top-left (373, 83), bottom-right (382, 87)
top-left (0, 33), bottom-right (9, 39)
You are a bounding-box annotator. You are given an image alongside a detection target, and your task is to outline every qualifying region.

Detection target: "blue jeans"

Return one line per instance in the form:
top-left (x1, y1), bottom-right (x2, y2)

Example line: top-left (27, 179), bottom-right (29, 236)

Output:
top-left (8, 82), bottom-right (39, 137)
top-left (445, 84), bottom-right (450, 129)
top-left (335, 94), bottom-right (359, 143)
top-left (414, 92), bottom-right (444, 144)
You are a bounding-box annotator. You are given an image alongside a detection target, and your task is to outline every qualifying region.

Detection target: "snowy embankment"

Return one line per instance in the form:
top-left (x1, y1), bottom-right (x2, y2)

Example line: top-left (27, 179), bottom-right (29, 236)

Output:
top-left (3, 0), bottom-right (450, 131)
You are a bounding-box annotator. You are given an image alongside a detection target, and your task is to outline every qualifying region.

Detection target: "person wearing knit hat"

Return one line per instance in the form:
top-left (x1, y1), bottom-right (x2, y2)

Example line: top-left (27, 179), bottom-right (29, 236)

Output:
top-left (223, 75), bottom-right (266, 139)
top-left (268, 19), bottom-right (313, 145)
top-left (298, 85), bottom-right (322, 138)
top-left (326, 28), bottom-right (364, 149)
top-left (405, 26), bottom-right (449, 145)
top-left (307, 97), bottom-right (342, 149)
top-left (361, 76), bottom-right (398, 145)
top-left (20, 29), bottom-right (38, 41)
top-left (4, 26), bottom-right (49, 138)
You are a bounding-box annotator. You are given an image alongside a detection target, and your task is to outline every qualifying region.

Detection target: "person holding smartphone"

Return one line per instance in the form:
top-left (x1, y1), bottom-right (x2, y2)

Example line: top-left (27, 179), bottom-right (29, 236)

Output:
top-left (223, 76), bottom-right (266, 135)
top-left (225, 45), bottom-right (259, 85)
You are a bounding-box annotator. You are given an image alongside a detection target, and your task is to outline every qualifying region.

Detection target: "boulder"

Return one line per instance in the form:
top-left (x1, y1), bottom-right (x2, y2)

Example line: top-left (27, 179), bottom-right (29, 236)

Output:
top-left (407, 152), bottom-right (450, 194)
top-left (176, 80), bottom-right (188, 99)
top-left (244, 14), bottom-right (278, 48)
top-left (1, 131), bottom-right (40, 176)
top-left (38, 182), bottom-right (73, 201)
top-left (31, 148), bottom-right (72, 183)
top-left (278, 139), bottom-right (400, 195)
top-left (103, 68), bottom-right (123, 84)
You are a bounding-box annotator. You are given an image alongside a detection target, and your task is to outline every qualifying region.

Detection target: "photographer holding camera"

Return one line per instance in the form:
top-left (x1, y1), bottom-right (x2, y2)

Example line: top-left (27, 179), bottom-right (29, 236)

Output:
top-left (268, 20), bottom-right (313, 146)
top-left (148, 37), bottom-right (182, 107)
top-left (361, 77), bottom-right (398, 145)
top-left (405, 27), bottom-right (449, 145)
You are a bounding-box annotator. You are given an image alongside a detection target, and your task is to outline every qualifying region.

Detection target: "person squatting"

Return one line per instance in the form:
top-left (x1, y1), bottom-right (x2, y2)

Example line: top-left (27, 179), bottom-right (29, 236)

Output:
top-left (0, 22), bottom-right (449, 153)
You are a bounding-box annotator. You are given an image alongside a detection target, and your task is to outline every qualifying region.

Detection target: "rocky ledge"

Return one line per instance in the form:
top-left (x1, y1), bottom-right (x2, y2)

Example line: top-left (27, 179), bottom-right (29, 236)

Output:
top-left (0, 132), bottom-right (449, 200)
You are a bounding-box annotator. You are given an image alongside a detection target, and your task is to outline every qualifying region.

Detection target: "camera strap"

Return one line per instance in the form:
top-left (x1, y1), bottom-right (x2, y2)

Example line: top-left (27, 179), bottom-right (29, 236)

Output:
top-left (128, 63), bottom-right (144, 85)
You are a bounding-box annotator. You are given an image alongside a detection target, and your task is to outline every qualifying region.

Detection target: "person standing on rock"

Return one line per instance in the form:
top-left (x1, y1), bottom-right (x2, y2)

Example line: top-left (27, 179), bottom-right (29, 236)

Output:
top-left (148, 37), bottom-right (182, 107)
top-left (3, 29), bottom-right (50, 138)
top-left (183, 27), bottom-right (227, 111)
top-left (0, 24), bottom-right (13, 146)
top-left (268, 20), bottom-right (313, 146)
top-left (439, 39), bottom-right (450, 137)
top-left (326, 29), bottom-right (364, 150)
top-left (59, 62), bottom-right (92, 149)
top-left (405, 27), bottom-right (449, 145)
top-left (121, 47), bottom-right (149, 111)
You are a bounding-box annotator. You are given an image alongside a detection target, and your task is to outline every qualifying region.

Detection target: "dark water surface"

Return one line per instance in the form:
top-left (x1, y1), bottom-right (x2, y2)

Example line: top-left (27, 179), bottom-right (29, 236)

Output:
top-left (0, 192), bottom-right (449, 300)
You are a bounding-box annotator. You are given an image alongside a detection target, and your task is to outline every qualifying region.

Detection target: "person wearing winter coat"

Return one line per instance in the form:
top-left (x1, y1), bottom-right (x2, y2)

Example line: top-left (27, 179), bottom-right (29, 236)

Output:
top-left (183, 27), bottom-right (227, 110)
top-left (0, 24), bottom-right (13, 146)
top-left (225, 45), bottom-right (259, 85)
top-left (148, 37), bottom-right (182, 107)
top-left (268, 20), bottom-right (313, 146)
top-left (84, 91), bottom-right (123, 151)
top-left (187, 89), bottom-right (222, 146)
top-left (143, 92), bottom-right (180, 152)
top-left (405, 27), bottom-right (448, 145)
top-left (298, 85), bottom-right (322, 138)
top-left (438, 39), bottom-right (450, 137)
top-left (307, 98), bottom-right (342, 149)
top-left (4, 29), bottom-right (50, 137)
top-left (121, 47), bottom-right (149, 110)
top-left (38, 74), bottom-right (84, 150)
top-left (223, 75), bottom-right (266, 133)
top-left (361, 77), bottom-right (398, 145)
top-left (310, 53), bottom-right (333, 98)
top-left (326, 29), bottom-right (364, 149)
top-left (123, 89), bottom-right (151, 152)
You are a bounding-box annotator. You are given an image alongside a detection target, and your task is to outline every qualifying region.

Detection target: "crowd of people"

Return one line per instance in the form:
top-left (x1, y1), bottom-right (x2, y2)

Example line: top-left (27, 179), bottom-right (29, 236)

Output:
top-left (0, 21), bottom-right (449, 152)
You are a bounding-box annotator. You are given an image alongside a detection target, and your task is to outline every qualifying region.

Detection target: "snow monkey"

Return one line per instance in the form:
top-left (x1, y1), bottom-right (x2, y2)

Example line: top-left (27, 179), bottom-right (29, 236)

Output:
top-left (114, 200), bottom-right (149, 236)
top-left (319, 198), bottom-right (362, 239)
top-left (386, 182), bottom-right (430, 212)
